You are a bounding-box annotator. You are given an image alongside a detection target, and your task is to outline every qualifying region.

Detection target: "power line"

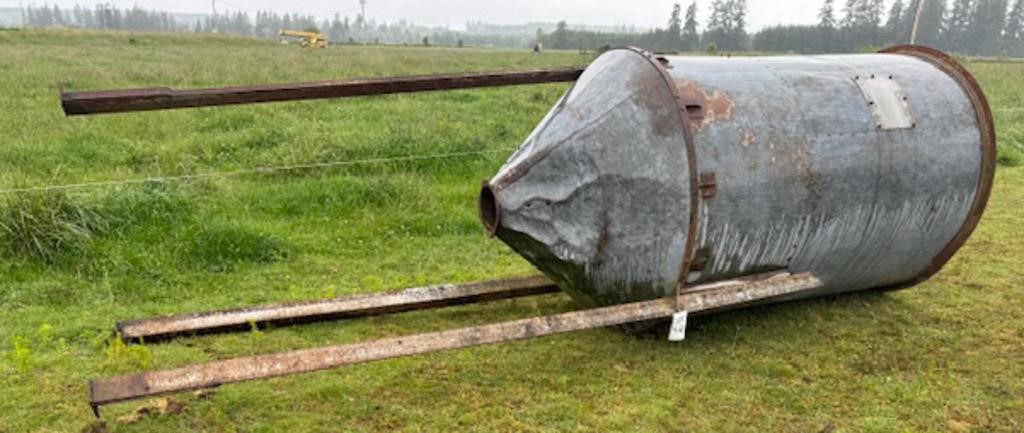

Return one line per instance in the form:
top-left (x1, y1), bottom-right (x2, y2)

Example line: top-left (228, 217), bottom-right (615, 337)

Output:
top-left (0, 149), bottom-right (507, 196)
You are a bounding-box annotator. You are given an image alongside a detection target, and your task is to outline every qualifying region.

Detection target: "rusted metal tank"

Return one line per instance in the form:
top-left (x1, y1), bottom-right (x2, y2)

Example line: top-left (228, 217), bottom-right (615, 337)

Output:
top-left (480, 45), bottom-right (995, 308)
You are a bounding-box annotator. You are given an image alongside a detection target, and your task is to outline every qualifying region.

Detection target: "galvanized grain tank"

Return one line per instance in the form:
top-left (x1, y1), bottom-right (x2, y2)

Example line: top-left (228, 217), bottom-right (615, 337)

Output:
top-left (479, 46), bottom-right (995, 308)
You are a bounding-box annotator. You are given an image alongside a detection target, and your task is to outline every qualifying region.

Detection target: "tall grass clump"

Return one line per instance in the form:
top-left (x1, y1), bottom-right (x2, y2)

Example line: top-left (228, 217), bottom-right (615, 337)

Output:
top-left (98, 182), bottom-right (193, 235)
top-left (0, 184), bottom-right (195, 264)
top-left (0, 191), bottom-right (107, 263)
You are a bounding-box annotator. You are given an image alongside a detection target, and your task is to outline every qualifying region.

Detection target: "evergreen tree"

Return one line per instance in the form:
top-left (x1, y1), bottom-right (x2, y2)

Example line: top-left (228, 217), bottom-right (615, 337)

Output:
top-left (683, 1), bottom-right (700, 50)
top-left (884, 0), bottom-right (905, 42)
top-left (904, 0), bottom-right (947, 46)
top-left (820, 0), bottom-right (837, 51)
top-left (551, 20), bottom-right (569, 49)
top-left (705, 0), bottom-right (746, 50)
top-left (841, 0), bottom-right (857, 28)
top-left (329, 13), bottom-right (345, 42)
top-left (842, 0), bottom-right (884, 47)
top-left (969, 0), bottom-right (1009, 55)
top-left (866, 0), bottom-right (885, 43)
top-left (733, 0), bottom-right (748, 44)
top-left (669, 3), bottom-right (683, 36)
top-left (947, 0), bottom-right (975, 51)
top-left (707, 0), bottom-right (728, 35)
top-left (667, 3), bottom-right (683, 49)
top-left (820, 0), bottom-right (837, 28)
top-left (1005, 0), bottom-right (1024, 55)
top-left (52, 5), bottom-right (66, 26)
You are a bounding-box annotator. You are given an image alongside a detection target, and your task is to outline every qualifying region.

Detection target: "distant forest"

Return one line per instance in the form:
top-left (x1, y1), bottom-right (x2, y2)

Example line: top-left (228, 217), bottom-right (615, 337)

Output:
top-left (14, 1), bottom-right (1024, 57)
top-left (541, 0), bottom-right (1023, 57)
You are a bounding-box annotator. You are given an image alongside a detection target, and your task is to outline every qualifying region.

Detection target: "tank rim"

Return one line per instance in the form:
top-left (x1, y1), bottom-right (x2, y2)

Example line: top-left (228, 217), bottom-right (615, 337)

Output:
top-left (876, 44), bottom-right (997, 292)
top-left (615, 46), bottom-right (703, 296)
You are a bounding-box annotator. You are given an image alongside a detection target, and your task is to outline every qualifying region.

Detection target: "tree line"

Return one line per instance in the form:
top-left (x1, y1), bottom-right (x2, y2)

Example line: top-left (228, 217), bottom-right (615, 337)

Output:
top-left (755, 0), bottom-right (1023, 56)
top-left (20, 3), bottom-right (462, 45)
top-left (540, 1), bottom-right (747, 52)
top-left (541, 0), bottom-right (1021, 56)
top-left (18, 1), bottom-right (1024, 57)
top-left (23, 4), bottom-right (181, 32)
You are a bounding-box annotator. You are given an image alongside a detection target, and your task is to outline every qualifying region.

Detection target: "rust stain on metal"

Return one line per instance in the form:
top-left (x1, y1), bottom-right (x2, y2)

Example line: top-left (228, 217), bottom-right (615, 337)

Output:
top-left (741, 131), bottom-right (757, 147)
top-left (699, 172), bottom-right (718, 199)
top-left (630, 70), bottom-right (676, 137)
top-left (596, 217), bottom-right (611, 255)
top-left (117, 275), bottom-right (559, 343)
top-left (763, 136), bottom-right (822, 205)
top-left (676, 80), bottom-right (735, 132)
top-left (61, 67), bottom-right (585, 116)
top-left (88, 272), bottom-right (822, 408)
top-left (788, 142), bottom-right (824, 205)
top-left (689, 248), bottom-right (710, 271)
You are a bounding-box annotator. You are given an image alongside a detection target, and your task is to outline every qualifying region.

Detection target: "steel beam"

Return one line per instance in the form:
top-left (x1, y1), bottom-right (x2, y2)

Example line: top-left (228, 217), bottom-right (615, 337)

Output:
top-left (117, 276), bottom-right (560, 343)
top-left (89, 272), bottom-right (821, 410)
top-left (61, 67), bottom-right (584, 116)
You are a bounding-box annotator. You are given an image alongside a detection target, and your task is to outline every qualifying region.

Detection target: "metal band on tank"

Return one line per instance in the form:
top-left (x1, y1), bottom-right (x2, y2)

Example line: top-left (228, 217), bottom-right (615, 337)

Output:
top-left (623, 47), bottom-right (703, 300)
top-left (876, 45), bottom-right (997, 291)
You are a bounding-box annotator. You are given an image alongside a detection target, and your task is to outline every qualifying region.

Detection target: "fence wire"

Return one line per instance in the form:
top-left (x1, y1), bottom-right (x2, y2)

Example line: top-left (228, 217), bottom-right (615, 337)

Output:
top-left (0, 149), bottom-right (508, 196)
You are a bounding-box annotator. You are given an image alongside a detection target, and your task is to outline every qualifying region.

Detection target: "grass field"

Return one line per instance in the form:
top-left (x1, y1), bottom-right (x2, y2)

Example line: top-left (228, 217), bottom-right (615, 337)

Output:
top-left (1, 28), bottom-right (1022, 433)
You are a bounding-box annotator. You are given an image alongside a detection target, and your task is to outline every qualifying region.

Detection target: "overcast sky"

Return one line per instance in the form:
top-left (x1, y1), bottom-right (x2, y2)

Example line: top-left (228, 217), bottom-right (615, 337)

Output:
top-left (1, 0), bottom-right (834, 31)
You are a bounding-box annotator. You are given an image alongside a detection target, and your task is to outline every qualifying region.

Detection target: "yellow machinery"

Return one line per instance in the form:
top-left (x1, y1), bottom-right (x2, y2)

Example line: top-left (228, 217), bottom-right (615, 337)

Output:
top-left (278, 30), bottom-right (328, 48)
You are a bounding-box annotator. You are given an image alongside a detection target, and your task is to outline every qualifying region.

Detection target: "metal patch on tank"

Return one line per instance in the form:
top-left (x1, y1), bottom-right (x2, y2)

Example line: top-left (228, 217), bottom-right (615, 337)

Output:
top-left (855, 76), bottom-right (915, 130)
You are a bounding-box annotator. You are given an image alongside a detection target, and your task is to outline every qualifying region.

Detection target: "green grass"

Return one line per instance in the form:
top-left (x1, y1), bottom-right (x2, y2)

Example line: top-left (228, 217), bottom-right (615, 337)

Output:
top-left (1, 29), bottom-right (1022, 432)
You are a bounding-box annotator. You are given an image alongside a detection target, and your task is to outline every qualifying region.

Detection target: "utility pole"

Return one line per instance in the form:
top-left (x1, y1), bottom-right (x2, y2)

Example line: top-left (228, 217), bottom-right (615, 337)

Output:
top-left (19, 0), bottom-right (25, 28)
top-left (910, 0), bottom-right (926, 44)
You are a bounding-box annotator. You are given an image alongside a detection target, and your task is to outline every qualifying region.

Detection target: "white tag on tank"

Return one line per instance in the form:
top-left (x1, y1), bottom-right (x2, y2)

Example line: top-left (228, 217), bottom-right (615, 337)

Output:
top-left (668, 310), bottom-right (689, 342)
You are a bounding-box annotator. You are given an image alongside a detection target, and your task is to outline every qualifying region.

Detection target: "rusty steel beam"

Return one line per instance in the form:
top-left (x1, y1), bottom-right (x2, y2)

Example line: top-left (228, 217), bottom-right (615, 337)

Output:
top-left (61, 67), bottom-right (584, 116)
top-left (89, 272), bottom-right (822, 411)
top-left (117, 275), bottom-right (560, 343)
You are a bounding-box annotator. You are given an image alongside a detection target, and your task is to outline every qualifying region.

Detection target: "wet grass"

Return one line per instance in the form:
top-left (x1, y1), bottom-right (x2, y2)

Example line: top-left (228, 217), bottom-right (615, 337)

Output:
top-left (0, 29), bottom-right (1022, 433)
top-left (186, 225), bottom-right (288, 272)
